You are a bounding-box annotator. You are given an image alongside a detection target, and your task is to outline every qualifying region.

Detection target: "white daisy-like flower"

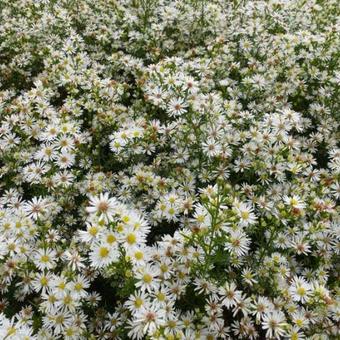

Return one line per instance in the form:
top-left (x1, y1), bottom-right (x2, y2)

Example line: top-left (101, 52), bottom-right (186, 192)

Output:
top-left (289, 276), bottom-right (312, 303)
top-left (284, 195), bottom-right (306, 210)
top-left (89, 242), bottom-right (117, 268)
top-left (235, 202), bottom-right (257, 227)
top-left (22, 197), bottom-right (50, 220)
top-left (225, 229), bottom-right (251, 257)
top-left (262, 311), bottom-right (286, 339)
top-left (133, 304), bottom-right (166, 336)
top-left (167, 98), bottom-right (188, 116)
top-left (34, 248), bottom-right (57, 271)
top-left (135, 265), bottom-right (160, 293)
top-left (219, 282), bottom-right (242, 309)
top-left (56, 151), bottom-right (75, 169)
top-left (86, 193), bottom-right (118, 222)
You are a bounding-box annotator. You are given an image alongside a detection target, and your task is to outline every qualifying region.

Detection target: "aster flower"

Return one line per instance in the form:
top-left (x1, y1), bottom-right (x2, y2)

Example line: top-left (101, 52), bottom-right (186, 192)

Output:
top-left (89, 242), bottom-right (118, 268)
top-left (135, 265), bottom-right (160, 293)
top-left (0, 0), bottom-right (338, 338)
top-left (219, 282), bottom-right (242, 309)
top-left (235, 202), bottom-right (257, 227)
top-left (262, 311), bottom-right (287, 339)
top-left (56, 151), bottom-right (75, 169)
top-left (86, 193), bottom-right (118, 222)
top-left (289, 276), bottom-right (312, 303)
top-left (167, 98), bottom-right (188, 116)
top-left (33, 248), bottom-right (57, 271)
top-left (225, 229), bottom-right (251, 257)
top-left (284, 195), bottom-right (306, 210)
top-left (22, 197), bottom-right (50, 220)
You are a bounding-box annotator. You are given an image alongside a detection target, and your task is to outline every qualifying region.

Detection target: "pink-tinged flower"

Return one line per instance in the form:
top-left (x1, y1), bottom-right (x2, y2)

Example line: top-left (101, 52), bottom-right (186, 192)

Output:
top-left (86, 193), bottom-right (118, 222)
top-left (167, 98), bottom-right (188, 116)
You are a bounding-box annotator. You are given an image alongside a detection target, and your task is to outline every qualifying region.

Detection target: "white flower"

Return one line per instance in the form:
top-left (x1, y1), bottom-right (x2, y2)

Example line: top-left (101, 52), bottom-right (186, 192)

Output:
top-left (219, 282), bottom-right (242, 309)
top-left (125, 291), bottom-right (149, 314)
top-left (34, 248), bottom-right (57, 270)
top-left (289, 276), bottom-right (312, 303)
top-left (120, 225), bottom-right (146, 254)
top-left (86, 193), bottom-right (118, 222)
top-left (78, 223), bottom-right (103, 243)
top-left (251, 296), bottom-right (274, 322)
top-left (167, 98), bottom-right (188, 116)
top-left (56, 151), bottom-right (75, 169)
top-left (134, 304), bottom-right (166, 336)
top-left (22, 197), bottom-right (50, 220)
top-left (135, 265), bottom-right (160, 293)
top-left (284, 195), bottom-right (306, 210)
top-left (62, 250), bottom-right (85, 270)
top-left (110, 137), bottom-right (126, 153)
top-left (262, 311), bottom-right (286, 339)
top-left (191, 204), bottom-right (211, 230)
top-left (43, 311), bottom-right (74, 335)
top-left (235, 202), bottom-right (257, 226)
top-left (32, 272), bottom-right (53, 294)
top-left (225, 229), bottom-right (250, 257)
top-left (202, 138), bottom-right (222, 157)
top-left (89, 242), bottom-right (117, 268)
top-left (69, 274), bottom-right (90, 299)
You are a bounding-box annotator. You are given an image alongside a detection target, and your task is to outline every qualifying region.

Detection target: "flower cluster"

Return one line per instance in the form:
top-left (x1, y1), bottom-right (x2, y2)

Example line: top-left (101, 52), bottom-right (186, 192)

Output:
top-left (0, 0), bottom-right (339, 339)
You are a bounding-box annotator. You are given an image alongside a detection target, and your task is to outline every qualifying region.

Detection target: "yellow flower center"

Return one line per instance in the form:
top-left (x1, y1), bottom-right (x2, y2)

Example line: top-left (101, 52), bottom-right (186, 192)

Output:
top-left (126, 233), bottom-right (136, 244)
top-left (48, 295), bottom-right (57, 303)
top-left (74, 282), bottom-right (83, 291)
top-left (117, 224), bottom-right (124, 233)
top-left (134, 297), bottom-right (143, 308)
top-left (160, 264), bottom-right (168, 273)
top-left (291, 333), bottom-right (299, 340)
top-left (40, 276), bottom-right (48, 286)
top-left (143, 273), bottom-right (152, 284)
top-left (296, 319), bottom-right (303, 327)
top-left (41, 255), bottom-right (50, 263)
top-left (122, 215), bottom-right (130, 223)
top-left (134, 251), bottom-right (144, 260)
top-left (241, 211), bottom-right (249, 220)
top-left (99, 247), bottom-right (109, 258)
top-left (106, 234), bottom-right (116, 244)
top-left (89, 226), bottom-right (98, 236)
top-left (63, 295), bottom-right (72, 305)
top-left (290, 198), bottom-right (298, 206)
top-left (65, 328), bottom-right (75, 336)
top-left (196, 215), bottom-right (205, 223)
top-left (157, 292), bottom-right (166, 301)
top-left (55, 315), bottom-right (65, 324)
top-left (58, 282), bottom-right (66, 289)
top-left (297, 286), bottom-right (306, 296)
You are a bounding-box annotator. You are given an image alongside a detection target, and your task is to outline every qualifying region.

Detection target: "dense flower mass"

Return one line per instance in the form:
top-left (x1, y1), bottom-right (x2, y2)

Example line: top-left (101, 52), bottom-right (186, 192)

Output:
top-left (0, 0), bottom-right (339, 338)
